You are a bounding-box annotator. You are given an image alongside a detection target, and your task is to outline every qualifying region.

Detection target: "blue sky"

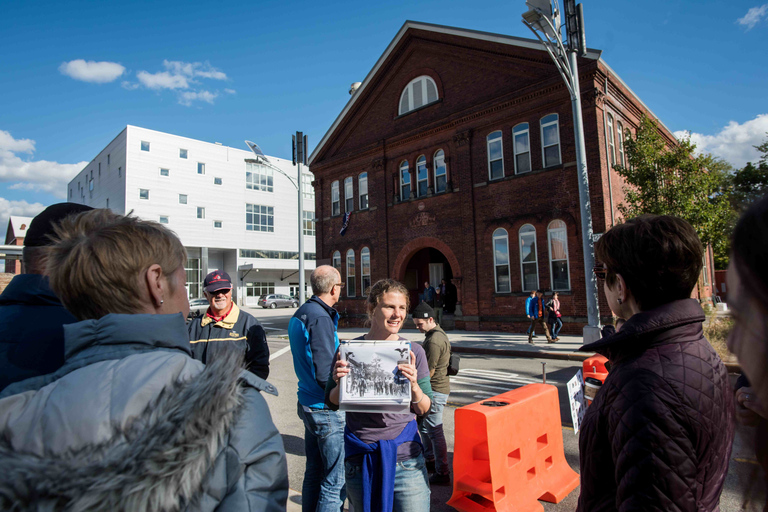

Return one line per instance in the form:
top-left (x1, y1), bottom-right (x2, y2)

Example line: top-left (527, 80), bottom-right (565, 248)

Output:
top-left (1, 0), bottom-right (767, 234)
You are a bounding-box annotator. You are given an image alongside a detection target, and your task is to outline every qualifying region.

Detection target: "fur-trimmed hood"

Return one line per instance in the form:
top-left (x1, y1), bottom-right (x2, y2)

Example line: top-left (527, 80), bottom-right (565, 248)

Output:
top-left (0, 324), bottom-right (285, 512)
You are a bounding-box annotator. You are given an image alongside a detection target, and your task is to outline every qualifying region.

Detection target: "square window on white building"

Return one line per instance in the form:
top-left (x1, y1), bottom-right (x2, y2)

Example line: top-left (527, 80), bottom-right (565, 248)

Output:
top-left (197, 162), bottom-right (205, 175)
top-left (246, 162), bottom-right (273, 192)
top-left (246, 204), bottom-right (274, 232)
top-left (197, 207), bottom-right (205, 219)
top-left (160, 168), bottom-right (170, 177)
top-left (180, 148), bottom-right (188, 159)
top-left (159, 216), bottom-right (169, 224)
top-left (214, 177), bottom-right (222, 185)
top-left (214, 220), bottom-right (223, 229)
top-left (141, 141), bottom-right (150, 152)
top-left (302, 173), bottom-right (314, 200)
top-left (179, 194), bottom-right (188, 204)
top-left (89, 178), bottom-right (94, 192)
top-left (303, 210), bottom-right (315, 236)
top-left (139, 189), bottom-right (149, 200)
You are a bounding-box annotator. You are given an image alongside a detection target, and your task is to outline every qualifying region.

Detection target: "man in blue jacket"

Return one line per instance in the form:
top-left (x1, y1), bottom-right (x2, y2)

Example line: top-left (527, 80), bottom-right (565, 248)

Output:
top-left (288, 265), bottom-right (345, 511)
top-left (528, 290), bottom-right (553, 344)
top-left (0, 202), bottom-right (93, 392)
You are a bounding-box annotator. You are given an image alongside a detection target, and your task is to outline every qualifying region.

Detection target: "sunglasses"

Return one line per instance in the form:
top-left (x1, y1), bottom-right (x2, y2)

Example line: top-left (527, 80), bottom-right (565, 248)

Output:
top-left (593, 265), bottom-right (608, 280)
top-left (209, 288), bottom-right (232, 296)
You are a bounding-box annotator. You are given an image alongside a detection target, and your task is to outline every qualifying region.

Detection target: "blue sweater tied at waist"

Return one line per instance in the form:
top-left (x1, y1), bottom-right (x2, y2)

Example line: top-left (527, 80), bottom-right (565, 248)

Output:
top-left (344, 419), bottom-right (423, 512)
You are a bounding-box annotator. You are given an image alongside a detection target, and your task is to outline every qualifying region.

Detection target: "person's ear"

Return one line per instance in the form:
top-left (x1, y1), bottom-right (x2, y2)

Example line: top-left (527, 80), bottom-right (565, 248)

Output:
top-left (145, 264), bottom-right (165, 310)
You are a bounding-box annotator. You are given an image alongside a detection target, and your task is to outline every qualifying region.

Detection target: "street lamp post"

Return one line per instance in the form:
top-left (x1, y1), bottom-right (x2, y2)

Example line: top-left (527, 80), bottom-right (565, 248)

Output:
top-left (522, 0), bottom-right (601, 343)
top-left (245, 139), bottom-right (306, 305)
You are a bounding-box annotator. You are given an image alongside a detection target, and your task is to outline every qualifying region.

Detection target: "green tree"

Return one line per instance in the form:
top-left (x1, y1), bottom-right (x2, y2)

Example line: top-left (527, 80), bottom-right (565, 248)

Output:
top-left (728, 133), bottom-right (768, 212)
top-left (616, 116), bottom-right (734, 269)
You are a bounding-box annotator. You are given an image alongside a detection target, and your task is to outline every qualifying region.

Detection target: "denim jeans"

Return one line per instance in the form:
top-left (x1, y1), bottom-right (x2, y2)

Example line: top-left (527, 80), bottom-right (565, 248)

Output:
top-left (551, 317), bottom-right (563, 338)
top-left (419, 391), bottom-right (449, 475)
top-left (345, 452), bottom-right (430, 512)
top-left (297, 402), bottom-right (346, 512)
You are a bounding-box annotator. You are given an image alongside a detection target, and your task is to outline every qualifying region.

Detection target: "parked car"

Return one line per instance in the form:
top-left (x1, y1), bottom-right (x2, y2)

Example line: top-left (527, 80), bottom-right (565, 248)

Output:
top-left (258, 294), bottom-right (299, 309)
top-left (188, 298), bottom-right (210, 318)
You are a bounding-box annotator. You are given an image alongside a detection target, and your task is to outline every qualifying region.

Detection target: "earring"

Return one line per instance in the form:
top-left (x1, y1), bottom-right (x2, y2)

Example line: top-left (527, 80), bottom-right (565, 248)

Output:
top-left (617, 298), bottom-right (622, 305)
top-left (160, 300), bottom-right (164, 305)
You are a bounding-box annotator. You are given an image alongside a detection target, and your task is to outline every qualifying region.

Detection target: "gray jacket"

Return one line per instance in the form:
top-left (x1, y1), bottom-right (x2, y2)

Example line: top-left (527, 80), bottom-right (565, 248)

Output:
top-left (0, 313), bottom-right (288, 512)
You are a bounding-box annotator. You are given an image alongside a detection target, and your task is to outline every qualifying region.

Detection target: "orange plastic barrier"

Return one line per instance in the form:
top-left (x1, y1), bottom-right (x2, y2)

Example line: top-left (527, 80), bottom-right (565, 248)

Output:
top-left (447, 384), bottom-right (579, 512)
top-left (582, 355), bottom-right (609, 383)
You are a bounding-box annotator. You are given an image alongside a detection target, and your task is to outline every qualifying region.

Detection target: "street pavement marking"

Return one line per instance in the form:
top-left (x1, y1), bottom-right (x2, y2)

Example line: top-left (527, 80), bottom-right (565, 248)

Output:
top-left (454, 371), bottom-right (540, 386)
top-left (269, 345), bottom-right (291, 361)
top-left (449, 377), bottom-right (519, 393)
top-left (459, 368), bottom-right (557, 385)
top-left (263, 327), bottom-right (282, 331)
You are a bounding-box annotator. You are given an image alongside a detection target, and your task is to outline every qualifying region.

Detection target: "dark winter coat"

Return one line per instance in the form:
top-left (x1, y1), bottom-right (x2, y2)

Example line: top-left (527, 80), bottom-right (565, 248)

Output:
top-left (188, 303), bottom-right (270, 380)
top-left (577, 299), bottom-right (734, 511)
top-left (0, 313), bottom-right (288, 511)
top-left (0, 274), bottom-right (78, 392)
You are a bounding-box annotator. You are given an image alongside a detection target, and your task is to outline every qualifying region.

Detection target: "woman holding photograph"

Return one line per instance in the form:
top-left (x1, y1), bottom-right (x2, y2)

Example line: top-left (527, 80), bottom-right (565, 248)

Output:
top-left (326, 279), bottom-right (433, 512)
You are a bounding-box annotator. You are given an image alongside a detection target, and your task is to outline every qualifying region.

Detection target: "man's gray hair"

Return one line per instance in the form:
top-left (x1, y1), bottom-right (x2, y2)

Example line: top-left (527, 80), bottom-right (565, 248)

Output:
top-left (311, 265), bottom-right (339, 295)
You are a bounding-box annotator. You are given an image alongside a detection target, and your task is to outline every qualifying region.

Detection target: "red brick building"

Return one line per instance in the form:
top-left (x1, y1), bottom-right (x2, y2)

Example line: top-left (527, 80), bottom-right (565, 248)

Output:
top-left (308, 21), bottom-right (715, 332)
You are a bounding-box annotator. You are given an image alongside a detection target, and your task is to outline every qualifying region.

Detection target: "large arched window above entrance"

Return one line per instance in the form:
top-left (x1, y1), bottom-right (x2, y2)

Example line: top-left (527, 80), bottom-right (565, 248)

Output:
top-left (346, 249), bottom-right (356, 297)
top-left (361, 247), bottom-right (371, 296)
top-left (519, 224), bottom-right (539, 291)
top-left (399, 75), bottom-right (439, 115)
top-left (433, 149), bottom-right (447, 194)
top-left (493, 228), bottom-right (511, 293)
top-left (547, 220), bottom-right (570, 290)
top-left (332, 251), bottom-right (341, 273)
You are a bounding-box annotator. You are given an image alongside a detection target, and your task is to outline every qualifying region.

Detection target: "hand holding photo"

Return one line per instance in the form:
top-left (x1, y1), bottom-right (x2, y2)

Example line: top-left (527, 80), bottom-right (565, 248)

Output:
top-left (339, 340), bottom-right (412, 413)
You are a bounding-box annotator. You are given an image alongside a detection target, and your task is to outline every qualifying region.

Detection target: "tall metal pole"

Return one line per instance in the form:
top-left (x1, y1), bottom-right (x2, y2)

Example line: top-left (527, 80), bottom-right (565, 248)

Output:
top-left (298, 160), bottom-right (305, 304)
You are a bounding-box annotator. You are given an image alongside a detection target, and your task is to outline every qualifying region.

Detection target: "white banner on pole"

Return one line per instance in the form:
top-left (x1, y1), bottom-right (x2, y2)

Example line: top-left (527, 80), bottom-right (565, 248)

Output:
top-left (567, 369), bottom-right (586, 434)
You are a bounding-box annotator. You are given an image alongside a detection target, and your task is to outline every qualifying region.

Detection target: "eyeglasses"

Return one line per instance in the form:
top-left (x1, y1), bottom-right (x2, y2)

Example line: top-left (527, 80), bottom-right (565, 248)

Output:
top-left (334, 282), bottom-right (345, 289)
top-left (210, 288), bottom-right (232, 296)
top-left (593, 265), bottom-right (608, 281)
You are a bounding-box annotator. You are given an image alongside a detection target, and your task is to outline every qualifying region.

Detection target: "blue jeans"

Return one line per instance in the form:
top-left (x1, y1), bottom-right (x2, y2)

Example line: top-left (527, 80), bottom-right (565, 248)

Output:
top-left (419, 391), bottom-right (449, 475)
top-left (297, 402), bottom-right (346, 512)
top-left (550, 317), bottom-right (563, 338)
top-left (345, 452), bottom-right (430, 512)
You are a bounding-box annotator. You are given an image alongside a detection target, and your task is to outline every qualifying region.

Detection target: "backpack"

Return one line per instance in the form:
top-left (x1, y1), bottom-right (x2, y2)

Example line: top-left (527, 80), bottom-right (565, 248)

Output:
top-left (447, 351), bottom-right (460, 376)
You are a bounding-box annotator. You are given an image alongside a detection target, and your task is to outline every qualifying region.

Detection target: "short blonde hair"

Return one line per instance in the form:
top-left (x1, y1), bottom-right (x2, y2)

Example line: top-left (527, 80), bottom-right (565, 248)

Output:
top-left (365, 278), bottom-right (410, 323)
top-left (47, 209), bottom-right (187, 320)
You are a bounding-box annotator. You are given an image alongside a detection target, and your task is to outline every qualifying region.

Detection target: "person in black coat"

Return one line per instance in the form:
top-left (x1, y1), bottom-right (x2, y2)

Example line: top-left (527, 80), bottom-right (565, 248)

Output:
top-left (578, 215), bottom-right (733, 511)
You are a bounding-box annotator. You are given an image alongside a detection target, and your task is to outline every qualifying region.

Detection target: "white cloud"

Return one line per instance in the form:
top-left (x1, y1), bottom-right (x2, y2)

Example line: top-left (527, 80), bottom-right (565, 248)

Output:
top-left (0, 130), bottom-right (87, 199)
top-left (737, 4), bottom-right (768, 29)
top-left (0, 198), bottom-right (46, 239)
top-left (136, 70), bottom-right (189, 90)
top-left (224, 88), bottom-right (236, 94)
top-left (179, 90), bottom-right (219, 106)
top-left (674, 114), bottom-right (768, 168)
top-left (163, 60), bottom-right (227, 80)
top-left (59, 60), bottom-right (125, 83)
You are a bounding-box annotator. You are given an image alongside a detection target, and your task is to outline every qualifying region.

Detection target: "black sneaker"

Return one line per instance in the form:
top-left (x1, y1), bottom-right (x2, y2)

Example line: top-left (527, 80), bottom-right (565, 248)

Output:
top-left (429, 472), bottom-right (451, 486)
top-left (425, 459), bottom-right (435, 474)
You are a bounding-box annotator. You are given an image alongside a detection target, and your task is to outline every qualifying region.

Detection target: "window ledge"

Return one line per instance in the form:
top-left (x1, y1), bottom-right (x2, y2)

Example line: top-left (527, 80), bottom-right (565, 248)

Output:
top-left (395, 98), bottom-right (442, 119)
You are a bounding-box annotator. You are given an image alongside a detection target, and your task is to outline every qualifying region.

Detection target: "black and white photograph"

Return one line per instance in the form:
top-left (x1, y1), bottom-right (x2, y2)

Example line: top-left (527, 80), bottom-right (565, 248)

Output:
top-left (339, 341), bottom-right (412, 413)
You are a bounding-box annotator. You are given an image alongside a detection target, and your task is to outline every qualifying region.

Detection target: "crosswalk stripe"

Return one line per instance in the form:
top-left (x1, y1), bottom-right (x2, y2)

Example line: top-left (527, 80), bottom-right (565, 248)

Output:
top-left (460, 369), bottom-right (521, 378)
top-left (449, 378), bottom-right (519, 393)
top-left (452, 373), bottom-right (540, 386)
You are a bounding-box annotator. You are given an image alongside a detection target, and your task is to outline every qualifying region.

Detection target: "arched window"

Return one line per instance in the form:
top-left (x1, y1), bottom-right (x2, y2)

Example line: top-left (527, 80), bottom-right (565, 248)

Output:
top-left (433, 149), bottom-right (447, 193)
top-left (331, 181), bottom-right (340, 216)
top-left (493, 228), bottom-right (511, 293)
top-left (487, 130), bottom-right (504, 180)
top-left (400, 161), bottom-right (411, 200)
top-left (346, 249), bottom-right (356, 297)
top-left (513, 123), bottom-right (531, 174)
top-left (548, 220), bottom-right (570, 290)
top-left (607, 113), bottom-right (616, 168)
top-left (416, 155), bottom-right (428, 197)
top-left (519, 224), bottom-right (539, 291)
top-left (344, 176), bottom-right (354, 212)
top-left (616, 121), bottom-right (625, 167)
top-left (361, 247), bottom-right (371, 296)
top-left (399, 75), bottom-right (439, 115)
top-left (540, 114), bottom-right (561, 167)
top-left (359, 172), bottom-right (368, 209)
top-left (332, 251), bottom-right (341, 272)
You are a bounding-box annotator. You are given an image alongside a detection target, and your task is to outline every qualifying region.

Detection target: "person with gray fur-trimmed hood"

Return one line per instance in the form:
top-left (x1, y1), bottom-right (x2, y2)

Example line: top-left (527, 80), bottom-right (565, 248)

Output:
top-left (0, 210), bottom-right (288, 512)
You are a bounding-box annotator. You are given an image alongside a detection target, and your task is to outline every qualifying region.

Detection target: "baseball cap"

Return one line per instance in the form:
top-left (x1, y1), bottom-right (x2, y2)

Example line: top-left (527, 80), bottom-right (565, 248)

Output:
top-left (25, 203), bottom-right (95, 248)
top-left (412, 301), bottom-right (435, 319)
top-left (204, 270), bottom-right (233, 293)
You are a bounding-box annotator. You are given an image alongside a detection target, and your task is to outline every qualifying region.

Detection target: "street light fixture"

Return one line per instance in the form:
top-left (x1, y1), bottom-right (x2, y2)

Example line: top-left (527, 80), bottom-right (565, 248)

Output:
top-left (245, 140), bottom-right (306, 305)
top-left (522, 0), bottom-right (601, 343)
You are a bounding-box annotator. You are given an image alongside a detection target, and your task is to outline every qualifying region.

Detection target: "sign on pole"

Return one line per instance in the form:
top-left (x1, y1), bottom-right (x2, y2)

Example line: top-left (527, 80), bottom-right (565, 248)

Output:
top-left (567, 369), bottom-right (586, 434)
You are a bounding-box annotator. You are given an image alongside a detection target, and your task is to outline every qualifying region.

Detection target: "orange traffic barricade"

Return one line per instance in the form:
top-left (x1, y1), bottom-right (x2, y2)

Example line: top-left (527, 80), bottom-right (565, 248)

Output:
top-left (447, 384), bottom-right (579, 512)
top-left (582, 354), bottom-right (609, 384)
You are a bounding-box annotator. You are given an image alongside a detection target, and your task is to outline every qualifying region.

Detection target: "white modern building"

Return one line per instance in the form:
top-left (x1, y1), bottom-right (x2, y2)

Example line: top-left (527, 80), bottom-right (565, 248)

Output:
top-left (68, 125), bottom-right (316, 305)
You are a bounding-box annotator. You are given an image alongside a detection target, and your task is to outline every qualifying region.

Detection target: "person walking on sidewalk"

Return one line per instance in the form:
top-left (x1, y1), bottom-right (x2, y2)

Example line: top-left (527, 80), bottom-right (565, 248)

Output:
top-left (433, 288), bottom-right (445, 326)
top-left (528, 290), bottom-right (553, 344)
top-left (546, 291), bottom-right (562, 341)
top-left (288, 265), bottom-right (346, 512)
top-left (525, 290), bottom-right (537, 338)
top-left (412, 302), bottom-right (451, 486)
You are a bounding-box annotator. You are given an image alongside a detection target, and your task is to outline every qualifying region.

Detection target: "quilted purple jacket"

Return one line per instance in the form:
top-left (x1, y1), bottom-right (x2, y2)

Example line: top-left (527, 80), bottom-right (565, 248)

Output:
top-left (577, 299), bottom-right (734, 511)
